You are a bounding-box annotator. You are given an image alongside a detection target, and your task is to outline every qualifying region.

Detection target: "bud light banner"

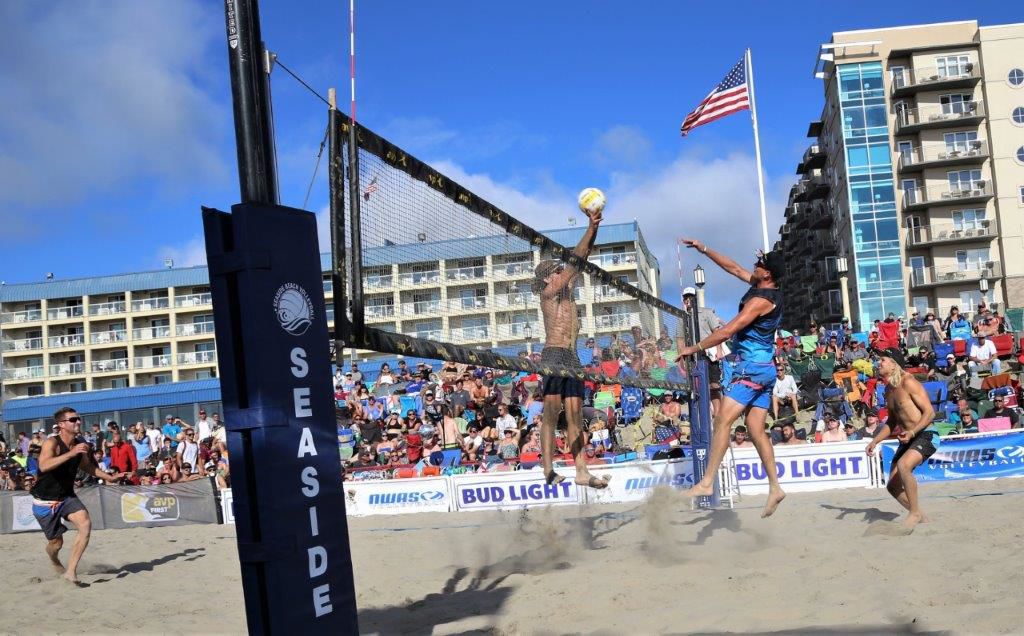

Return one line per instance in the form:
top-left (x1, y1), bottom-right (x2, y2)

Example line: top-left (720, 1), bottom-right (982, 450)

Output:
top-left (880, 430), bottom-right (1024, 483)
top-left (452, 472), bottom-right (582, 512)
top-left (344, 478), bottom-right (452, 516)
top-left (730, 441), bottom-right (876, 494)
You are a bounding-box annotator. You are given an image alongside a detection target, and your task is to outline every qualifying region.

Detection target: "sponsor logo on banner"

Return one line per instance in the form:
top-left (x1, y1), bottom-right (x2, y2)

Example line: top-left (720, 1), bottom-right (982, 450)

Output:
top-left (121, 492), bottom-right (180, 523)
top-left (366, 490), bottom-right (445, 506)
top-left (12, 495), bottom-right (42, 532)
top-left (881, 431), bottom-right (1024, 483)
top-left (345, 479), bottom-right (452, 516)
top-left (730, 442), bottom-right (873, 493)
top-left (273, 283), bottom-right (313, 336)
top-left (585, 459), bottom-right (695, 505)
top-left (454, 476), bottom-right (577, 511)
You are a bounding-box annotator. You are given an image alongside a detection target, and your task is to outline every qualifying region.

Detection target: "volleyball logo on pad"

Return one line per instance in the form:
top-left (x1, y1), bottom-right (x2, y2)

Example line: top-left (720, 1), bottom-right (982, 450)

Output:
top-left (273, 283), bottom-right (314, 336)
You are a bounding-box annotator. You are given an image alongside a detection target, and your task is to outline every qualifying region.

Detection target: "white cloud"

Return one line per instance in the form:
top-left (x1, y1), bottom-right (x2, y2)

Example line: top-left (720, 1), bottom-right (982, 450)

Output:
top-left (0, 1), bottom-right (227, 233)
top-left (157, 237), bottom-right (207, 269)
top-left (590, 125), bottom-right (653, 167)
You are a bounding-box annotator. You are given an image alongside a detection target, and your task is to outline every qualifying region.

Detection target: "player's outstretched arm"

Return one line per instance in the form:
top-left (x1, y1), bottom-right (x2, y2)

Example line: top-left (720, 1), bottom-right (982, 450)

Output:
top-left (544, 209), bottom-right (602, 298)
top-left (676, 297), bottom-right (772, 359)
top-left (681, 239), bottom-right (753, 284)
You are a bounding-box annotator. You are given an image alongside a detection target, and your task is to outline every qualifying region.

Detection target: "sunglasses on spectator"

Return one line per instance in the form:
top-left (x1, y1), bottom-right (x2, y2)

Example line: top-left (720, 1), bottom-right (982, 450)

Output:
top-left (60, 417), bottom-right (82, 423)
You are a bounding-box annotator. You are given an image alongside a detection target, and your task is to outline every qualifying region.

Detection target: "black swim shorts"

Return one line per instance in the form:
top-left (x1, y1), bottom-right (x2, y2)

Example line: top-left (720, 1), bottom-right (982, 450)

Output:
top-left (540, 347), bottom-right (585, 400)
top-left (891, 429), bottom-right (938, 468)
top-left (31, 496), bottom-right (87, 541)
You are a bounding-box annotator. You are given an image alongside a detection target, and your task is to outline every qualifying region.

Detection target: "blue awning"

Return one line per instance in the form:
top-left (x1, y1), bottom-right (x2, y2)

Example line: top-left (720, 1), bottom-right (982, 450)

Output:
top-left (3, 379), bottom-right (222, 422)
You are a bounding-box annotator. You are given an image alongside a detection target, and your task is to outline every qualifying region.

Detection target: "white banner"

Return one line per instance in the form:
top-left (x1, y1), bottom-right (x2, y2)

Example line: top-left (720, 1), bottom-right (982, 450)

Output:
top-left (730, 441), bottom-right (875, 494)
top-left (11, 495), bottom-right (41, 532)
top-left (583, 459), bottom-right (695, 505)
top-left (451, 470), bottom-right (583, 512)
top-left (344, 477), bottom-right (452, 516)
top-left (221, 489), bottom-right (235, 525)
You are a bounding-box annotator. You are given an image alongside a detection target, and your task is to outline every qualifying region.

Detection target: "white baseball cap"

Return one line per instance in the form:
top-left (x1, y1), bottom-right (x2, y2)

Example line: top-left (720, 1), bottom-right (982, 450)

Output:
top-left (682, 287), bottom-right (697, 297)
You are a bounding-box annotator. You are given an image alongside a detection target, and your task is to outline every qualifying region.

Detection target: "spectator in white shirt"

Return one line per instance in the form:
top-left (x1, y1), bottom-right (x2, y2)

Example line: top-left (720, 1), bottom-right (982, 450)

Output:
top-left (195, 408), bottom-right (213, 442)
top-left (145, 421), bottom-right (162, 452)
top-left (968, 333), bottom-right (1001, 376)
top-left (492, 404), bottom-right (518, 441)
top-left (771, 366), bottom-right (799, 420)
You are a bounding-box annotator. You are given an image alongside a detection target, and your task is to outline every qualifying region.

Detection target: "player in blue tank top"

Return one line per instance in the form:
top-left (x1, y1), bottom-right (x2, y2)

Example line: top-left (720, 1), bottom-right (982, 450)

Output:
top-left (676, 239), bottom-right (787, 518)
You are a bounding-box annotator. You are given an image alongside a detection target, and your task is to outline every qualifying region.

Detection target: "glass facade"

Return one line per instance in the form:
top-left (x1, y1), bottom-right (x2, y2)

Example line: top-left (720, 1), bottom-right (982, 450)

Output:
top-left (837, 62), bottom-right (906, 326)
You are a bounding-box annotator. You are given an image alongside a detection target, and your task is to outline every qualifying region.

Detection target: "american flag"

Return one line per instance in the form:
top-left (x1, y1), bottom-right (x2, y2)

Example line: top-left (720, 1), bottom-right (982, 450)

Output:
top-left (680, 57), bottom-right (750, 136)
top-left (362, 175), bottom-right (379, 200)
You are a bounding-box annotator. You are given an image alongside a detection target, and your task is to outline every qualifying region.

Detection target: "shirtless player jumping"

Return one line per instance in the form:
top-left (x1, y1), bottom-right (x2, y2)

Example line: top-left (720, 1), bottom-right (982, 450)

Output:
top-left (866, 349), bottom-right (938, 531)
top-left (533, 205), bottom-right (608, 489)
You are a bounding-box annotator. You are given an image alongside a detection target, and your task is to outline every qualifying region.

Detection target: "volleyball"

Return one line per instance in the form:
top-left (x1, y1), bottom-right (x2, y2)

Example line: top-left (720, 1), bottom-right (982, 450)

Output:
top-left (577, 187), bottom-right (606, 215)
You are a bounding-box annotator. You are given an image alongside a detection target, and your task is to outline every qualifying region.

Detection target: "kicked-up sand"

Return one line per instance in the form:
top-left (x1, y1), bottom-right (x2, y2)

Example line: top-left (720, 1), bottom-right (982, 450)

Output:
top-left (2, 478), bottom-right (1021, 634)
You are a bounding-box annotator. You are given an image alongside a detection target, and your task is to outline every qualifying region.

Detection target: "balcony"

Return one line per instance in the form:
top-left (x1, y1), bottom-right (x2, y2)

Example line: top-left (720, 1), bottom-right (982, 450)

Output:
top-left (444, 265), bottom-right (486, 282)
top-left (49, 361), bottom-right (86, 377)
top-left (593, 312), bottom-right (641, 330)
top-left (134, 354), bottom-right (173, 370)
top-left (88, 301), bottom-right (126, 317)
top-left (807, 202), bottom-right (833, 229)
top-left (363, 274), bottom-right (393, 290)
top-left (894, 101), bottom-right (985, 135)
top-left (891, 64), bottom-right (980, 97)
top-left (796, 143), bottom-right (826, 174)
top-left (897, 140), bottom-right (988, 173)
top-left (92, 358), bottom-right (130, 373)
top-left (0, 309), bottom-right (43, 324)
top-left (365, 305), bottom-right (396, 321)
top-left (491, 261), bottom-right (534, 278)
top-left (2, 336), bottom-right (43, 352)
top-left (492, 292), bottom-right (537, 310)
top-left (793, 172), bottom-right (829, 202)
top-left (90, 329), bottom-right (128, 345)
top-left (47, 334), bottom-right (85, 349)
top-left (589, 252), bottom-right (638, 269)
top-left (450, 325), bottom-right (490, 343)
top-left (399, 300), bottom-right (442, 317)
top-left (397, 270), bottom-right (441, 286)
top-left (175, 321), bottom-right (215, 337)
top-left (2, 366), bottom-right (45, 381)
top-left (811, 239), bottom-right (837, 260)
top-left (410, 330), bottom-right (442, 341)
top-left (133, 325), bottom-right (172, 341)
top-left (907, 219), bottom-right (997, 248)
top-left (47, 305), bottom-right (84, 321)
top-left (447, 297), bottom-right (488, 312)
top-left (174, 293), bottom-right (212, 308)
top-left (178, 351), bottom-right (217, 365)
top-left (495, 322), bottom-right (539, 340)
top-left (131, 297), bottom-right (170, 312)
top-left (910, 261), bottom-right (1002, 289)
top-left (902, 181), bottom-right (993, 212)
top-left (593, 285), bottom-right (631, 301)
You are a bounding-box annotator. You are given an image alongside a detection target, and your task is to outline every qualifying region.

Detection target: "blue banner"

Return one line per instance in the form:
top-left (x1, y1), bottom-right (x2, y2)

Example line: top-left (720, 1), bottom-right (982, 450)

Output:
top-left (881, 430), bottom-right (1024, 483)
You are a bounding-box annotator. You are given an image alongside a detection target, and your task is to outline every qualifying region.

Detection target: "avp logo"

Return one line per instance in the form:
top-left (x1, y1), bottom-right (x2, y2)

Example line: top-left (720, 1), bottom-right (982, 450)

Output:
top-left (273, 283), bottom-right (314, 336)
top-left (996, 445), bottom-right (1024, 460)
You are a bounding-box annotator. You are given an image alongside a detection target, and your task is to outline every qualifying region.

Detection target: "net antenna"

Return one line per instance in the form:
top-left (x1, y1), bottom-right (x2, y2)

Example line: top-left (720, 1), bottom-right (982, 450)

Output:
top-left (329, 110), bottom-right (691, 393)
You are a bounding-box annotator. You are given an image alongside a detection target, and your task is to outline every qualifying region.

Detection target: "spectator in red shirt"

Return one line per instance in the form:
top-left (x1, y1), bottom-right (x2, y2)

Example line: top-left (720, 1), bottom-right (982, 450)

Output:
top-left (107, 431), bottom-right (138, 482)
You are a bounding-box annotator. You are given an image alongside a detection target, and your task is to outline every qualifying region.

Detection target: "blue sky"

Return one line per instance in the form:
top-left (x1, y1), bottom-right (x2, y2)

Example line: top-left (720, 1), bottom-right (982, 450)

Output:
top-left (1, 1), bottom-right (1018, 316)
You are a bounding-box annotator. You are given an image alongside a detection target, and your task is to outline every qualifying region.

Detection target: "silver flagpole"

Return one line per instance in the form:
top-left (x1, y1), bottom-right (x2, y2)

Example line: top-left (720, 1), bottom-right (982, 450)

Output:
top-left (745, 47), bottom-right (770, 252)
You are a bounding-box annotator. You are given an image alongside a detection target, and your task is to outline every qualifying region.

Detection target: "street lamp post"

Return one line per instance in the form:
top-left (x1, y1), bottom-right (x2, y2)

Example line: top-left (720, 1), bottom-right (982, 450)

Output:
top-left (693, 264), bottom-right (706, 308)
top-left (979, 278), bottom-right (989, 310)
top-left (836, 257), bottom-right (852, 329)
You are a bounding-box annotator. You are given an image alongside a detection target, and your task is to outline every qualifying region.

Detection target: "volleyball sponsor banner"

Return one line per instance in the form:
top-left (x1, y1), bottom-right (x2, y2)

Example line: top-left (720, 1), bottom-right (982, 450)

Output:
top-left (451, 471), bottom-right (583, 512)
top-left (343, 477), bottom-right (452, 516)
top-left (583, 459), bottom-right (695, 505)
top-left (880, 430), bottom-right (1024, 483)
top-left (730, 441), bottom-right (874, 494)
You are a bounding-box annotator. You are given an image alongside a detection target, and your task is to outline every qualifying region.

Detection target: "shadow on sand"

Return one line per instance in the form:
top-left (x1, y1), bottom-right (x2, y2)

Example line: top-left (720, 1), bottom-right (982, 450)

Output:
top-left (89, 547), bottom-right (207, 583)
top-left (687, 623), bottom-right (949, 635)
top-left (676, 509), bottom-right (743, 545)
top-left (820, 503), bottom-right (900, 523)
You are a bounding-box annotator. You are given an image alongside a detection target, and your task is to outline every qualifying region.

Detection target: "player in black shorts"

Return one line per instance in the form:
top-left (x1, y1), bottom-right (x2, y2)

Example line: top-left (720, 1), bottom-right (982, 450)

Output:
top-left (31, 407), bottom-right (124, 585)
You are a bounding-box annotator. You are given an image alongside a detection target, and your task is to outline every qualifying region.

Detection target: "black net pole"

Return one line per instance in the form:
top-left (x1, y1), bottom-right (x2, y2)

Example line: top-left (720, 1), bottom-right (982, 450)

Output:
top-left (224, 0), bottom-right (279, 204)
top-left (346, 120), bottom-right (365, 342)
top-left (328, 107), bottom-right (349, 362)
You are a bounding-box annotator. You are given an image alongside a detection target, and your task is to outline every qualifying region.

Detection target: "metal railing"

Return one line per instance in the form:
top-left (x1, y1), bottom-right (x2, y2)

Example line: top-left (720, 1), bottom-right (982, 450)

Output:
top-left (444, 265), bottom-right (486, 281)
top-left (49, 361), bottom-right (87, 377)
top-left (0, 309), bottom-right (43, 324)
top-left (365, 305), bottom-right (396, 319)
top-left (174, 292), bottom-right (212, 308)
top-left (491, 261), bottom-right (534, 277)
top-left (492, 292), bottom-right (537, 309)
top-left (593, 285), bottom-right (629, 301)
top-left (131, 297), bottom-right (170, 312)
top-left (902, 181), bottom-right (992, 208)
top-left (175, 321), bottom-right (215, 336)
top-left (178, 351), bottom-right (217, 365)
top-left (90, 329), bottom-right (128, 345)
top-left (450, 325), bottom-right (490, 342)
top-left (448, 297), bottom-right (488, 312)
top-left (46, 306), bottom-right (84, 320)
top-left (892, 63), bottom-right (979, 91)
top-left (91, 358), bottom-right (130, 373)
top-left (2, 337), bottom-right (43, 352)
top-left (897, 139), bottom-right (988, 169)
top-left (895, 101), bottom-right (984, 131)
top-left (364, 274), bottom-right (393, 289)
top-left (910, 261), bottom-right (1003, 287)
top-left (48, 334), bottom-right (85, 349)
top-left (588, 252), bottom-right (638, 268)
top-left (400, 300), bottom-right (441, 317)
top-left (494, 322), bottom-right (539, 340)
top-left (134, 354), bottom-right (173, 369)
top-left (133, 326), bottom-right (173, 340)
top-left (88, 301), bottom-right (126, 316)
top-left (410, 329), bottom-right (442, 341)
top-left (2, 366), bottom-right (45, 380)
top-left (397, 270), bottom-right (441, 286)
top-left (906, 219), bottom-right (997, 246)
top-left (593, 313), bottom-right (641, 330)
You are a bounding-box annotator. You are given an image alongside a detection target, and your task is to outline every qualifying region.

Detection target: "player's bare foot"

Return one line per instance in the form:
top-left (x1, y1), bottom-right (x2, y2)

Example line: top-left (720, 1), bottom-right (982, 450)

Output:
top-left (46, 547), bottom-right (64, 575)
top-left (62, 573), bottom-right (88, 588)
top-left (544, 470), bottom-right (565, 486)
top-left (902, 511), bottom-right (924, 532)
top-left (574, 474), bottom-right (609, 489)
top-left (761, 487), bottom-right (786, 518)
top-left (681, 483), bottom-right (714, 499)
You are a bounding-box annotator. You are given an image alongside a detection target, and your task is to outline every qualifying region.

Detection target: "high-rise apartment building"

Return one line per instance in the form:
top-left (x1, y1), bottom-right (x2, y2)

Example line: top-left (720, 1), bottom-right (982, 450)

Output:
top-left (777, 20), bottom-right (1024, 330)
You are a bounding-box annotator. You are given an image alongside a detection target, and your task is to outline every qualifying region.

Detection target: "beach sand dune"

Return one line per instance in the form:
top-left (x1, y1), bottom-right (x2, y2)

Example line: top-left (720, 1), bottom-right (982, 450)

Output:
top-left (2, 479), bottom-right (1020, 634)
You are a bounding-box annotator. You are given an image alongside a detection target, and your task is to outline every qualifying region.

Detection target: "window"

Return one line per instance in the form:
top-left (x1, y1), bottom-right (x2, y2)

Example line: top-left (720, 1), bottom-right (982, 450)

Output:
top-left (890, 66), bottom-right (907, 88)
top-left (936, 55), bottom-right (971, 78)
top-left (1016, 146), bottom-right (1024, 165)
top-left (952, 209), bottom-right (986, 231)
top-left (909, 257), bottom-right (926, 286)
top-left (940, 94), bottom-right (974, 115)
top-left (960, 290), bottom-right (992, 309)
top-left (153, 374), bottom-right (172, 385)
top-left (955, 248), bottom-right (990, 271)
top-left (1009, 68), bottom-right (1024, 87)
top-left (110, 378), bottom-right (129, 389)
top-left (912, 297), bottom-right (930, 315)
top-left (1019, 186), bottom-right (1024, 204)
top-left (943, 131), bottom-right (978, 153)
top-left (1013, 107), bottom-right (1024, 126)
top-left (947, 169), bottom-right (983, 193)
